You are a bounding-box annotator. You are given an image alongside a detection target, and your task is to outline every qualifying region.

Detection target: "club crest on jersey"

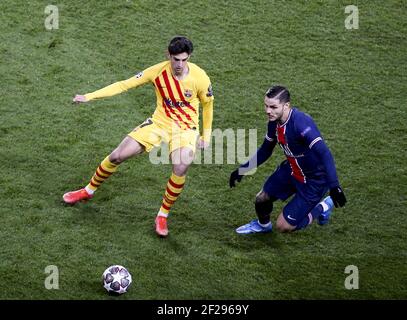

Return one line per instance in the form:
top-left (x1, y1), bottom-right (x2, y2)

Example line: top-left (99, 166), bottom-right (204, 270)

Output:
top-left (135, 71), bottom-right (143, 78)
top-left (184, 89), bottom-right (193, 98)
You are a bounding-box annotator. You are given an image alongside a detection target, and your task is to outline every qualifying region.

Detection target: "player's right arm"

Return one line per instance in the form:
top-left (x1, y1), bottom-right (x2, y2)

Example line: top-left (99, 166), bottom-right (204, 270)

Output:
top-left (73, 65), bottom-right (157, 103)
top-left (297, 114), bottom-right (347, 207)
top-left (229, 122), bottom-right (277, 188)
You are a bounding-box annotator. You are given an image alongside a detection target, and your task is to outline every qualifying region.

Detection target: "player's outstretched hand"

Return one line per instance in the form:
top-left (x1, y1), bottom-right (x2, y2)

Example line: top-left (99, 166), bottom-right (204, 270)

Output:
top-left (72, 95), bottom-right (87, 103)
top-left (330, 186), bottom-right (347, 207)
top-left (229, 169), bottom-right (244, 188)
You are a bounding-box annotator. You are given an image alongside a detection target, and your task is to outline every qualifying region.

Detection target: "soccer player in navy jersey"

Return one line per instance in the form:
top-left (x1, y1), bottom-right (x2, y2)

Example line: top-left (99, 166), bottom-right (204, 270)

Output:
top-left (229, 85), bottom-right (346, 234)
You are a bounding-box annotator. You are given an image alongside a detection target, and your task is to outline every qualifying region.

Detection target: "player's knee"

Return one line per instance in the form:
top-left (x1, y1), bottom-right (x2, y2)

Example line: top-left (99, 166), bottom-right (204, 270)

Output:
top-left (276, 220), bottom-right (291, 233)
top-left (173, 164), bottom-right (189, 176)
top-left (276, 215), bottom-right (294, 233)
top-left (255, 191), bottom-right (270, 203)
top-left (109, 151), bottom-right (124, 165)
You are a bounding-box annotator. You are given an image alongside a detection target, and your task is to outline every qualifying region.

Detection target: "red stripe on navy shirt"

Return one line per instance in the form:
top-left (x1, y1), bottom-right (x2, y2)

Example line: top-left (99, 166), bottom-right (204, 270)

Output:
top-left (277, 125), bottom-right (306, 183)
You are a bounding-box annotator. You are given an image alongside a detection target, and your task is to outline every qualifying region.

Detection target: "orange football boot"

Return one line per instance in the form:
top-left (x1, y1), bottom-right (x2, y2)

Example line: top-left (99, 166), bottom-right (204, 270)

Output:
top-left (155, 216), bottom-right (169, 237)
top-left (63, 188), bottom-right (93, 204)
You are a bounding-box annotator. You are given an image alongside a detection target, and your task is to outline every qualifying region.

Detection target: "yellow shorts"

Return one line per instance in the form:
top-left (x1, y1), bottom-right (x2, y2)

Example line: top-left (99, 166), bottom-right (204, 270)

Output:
top-left (128, 118), bottom-right (199, 153)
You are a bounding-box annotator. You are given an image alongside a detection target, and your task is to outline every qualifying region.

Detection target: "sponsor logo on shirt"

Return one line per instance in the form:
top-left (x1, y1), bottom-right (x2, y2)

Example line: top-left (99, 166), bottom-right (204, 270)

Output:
top-left (165, 98), bottom-right (185, 108)
top-left (135, 71), bottom-right (143, 78)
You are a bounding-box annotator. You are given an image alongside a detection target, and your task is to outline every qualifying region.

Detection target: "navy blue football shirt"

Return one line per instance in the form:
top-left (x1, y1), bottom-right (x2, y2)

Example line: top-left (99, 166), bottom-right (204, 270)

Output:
top-left (241, 108), bottom-right (339, 188)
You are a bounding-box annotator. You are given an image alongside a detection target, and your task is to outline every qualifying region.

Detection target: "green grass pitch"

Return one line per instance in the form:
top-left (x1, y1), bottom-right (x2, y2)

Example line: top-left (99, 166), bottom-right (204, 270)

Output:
top-left (0, 0), bottom-right (406, 299)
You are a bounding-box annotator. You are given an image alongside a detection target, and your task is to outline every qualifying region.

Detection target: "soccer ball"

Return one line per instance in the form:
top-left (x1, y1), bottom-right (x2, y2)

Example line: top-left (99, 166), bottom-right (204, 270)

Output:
top-left (102, 265), bottom-right (132, 295)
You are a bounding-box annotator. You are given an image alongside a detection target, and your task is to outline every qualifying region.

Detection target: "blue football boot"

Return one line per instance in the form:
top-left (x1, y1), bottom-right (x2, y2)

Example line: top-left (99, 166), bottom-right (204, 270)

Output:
top-left (236, 219), bottom-right (272, 234)
top-left (318, 196), bottom-right (334, 226)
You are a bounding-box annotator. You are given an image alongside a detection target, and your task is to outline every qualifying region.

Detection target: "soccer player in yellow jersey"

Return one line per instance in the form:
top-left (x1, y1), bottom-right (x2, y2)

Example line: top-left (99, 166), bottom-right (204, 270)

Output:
top-left (63, 36), bottom-right (214, 237)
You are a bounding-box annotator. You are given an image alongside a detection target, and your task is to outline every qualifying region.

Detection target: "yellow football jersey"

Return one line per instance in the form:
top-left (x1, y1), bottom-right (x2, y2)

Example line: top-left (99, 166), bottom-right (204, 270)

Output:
top-left (84, 61), bottom-right (214, 141)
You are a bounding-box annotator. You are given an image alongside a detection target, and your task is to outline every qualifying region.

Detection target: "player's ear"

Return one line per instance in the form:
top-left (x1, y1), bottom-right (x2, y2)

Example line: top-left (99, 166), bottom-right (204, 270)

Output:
top-left (166, 50), bottom-right (171, 60)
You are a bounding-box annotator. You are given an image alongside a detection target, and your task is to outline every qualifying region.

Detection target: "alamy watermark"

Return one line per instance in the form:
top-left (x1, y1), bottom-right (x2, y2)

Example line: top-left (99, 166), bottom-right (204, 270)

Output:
top-left (345, 5), bottom-right (359, 30)
top-left (148, 127), bottom-right (259, 171)
top-left (44, 265), bottom-right (59, 289)
top-left (344, 265), bottom-right (359, 290)
top-left (44, 5), bottom-right (59, 30)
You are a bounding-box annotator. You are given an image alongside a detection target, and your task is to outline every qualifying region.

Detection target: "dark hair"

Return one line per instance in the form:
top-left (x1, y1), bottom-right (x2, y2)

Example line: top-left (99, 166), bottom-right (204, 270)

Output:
top-left (265, 85), bottom-right (290, 104)
top-left (168, 36), bottom-right (194, 55)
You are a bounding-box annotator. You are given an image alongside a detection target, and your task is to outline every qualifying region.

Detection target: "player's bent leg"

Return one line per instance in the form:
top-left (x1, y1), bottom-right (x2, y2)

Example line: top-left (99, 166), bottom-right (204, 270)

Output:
top-left (109, 136), bottom-right (145, 164)
top-left (63, 137), bottom-right (145, 205)
top-left (236, 161), bottom-right (296, 234)
top-left (155, 147), bottom-right (194, 237)
top-left (171, 146), bottom-right (195, 176)
top-left (255, 190), bottom-right (277, 224)
top-left (235, 192), bottom-right (277, 235)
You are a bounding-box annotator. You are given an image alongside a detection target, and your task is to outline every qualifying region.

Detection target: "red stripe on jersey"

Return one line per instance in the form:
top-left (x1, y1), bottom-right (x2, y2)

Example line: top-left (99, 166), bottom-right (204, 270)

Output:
top-left (162, 100), bottom-right (181, 128)
top-left (168, 178), bottom-right (185, 189)
top-left (162, 70), bottom-right (193, 127)
top-left (171, 74), bottom-right (197, 114)
top-left (155, 74), bottom-right (189, 129)
top-left (155, 77), bottom-right (175, 121)
top-left (277, 126), bottom-right (286, 144)
top-left (164, 99), bottom-right (189, 129)
top-left (287, 156), bottom-right (306, 183)
top-left (277, 125), bottom-right (305, 183)
top-left (156, 76), bottom-right (183, 128)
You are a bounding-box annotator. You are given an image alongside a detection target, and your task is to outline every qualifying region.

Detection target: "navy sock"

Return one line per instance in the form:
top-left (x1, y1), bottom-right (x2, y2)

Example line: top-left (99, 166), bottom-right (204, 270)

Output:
top-left (310, 204), bottom-right (323, 219)
top-left (255, 200), bottom-right (274, 224)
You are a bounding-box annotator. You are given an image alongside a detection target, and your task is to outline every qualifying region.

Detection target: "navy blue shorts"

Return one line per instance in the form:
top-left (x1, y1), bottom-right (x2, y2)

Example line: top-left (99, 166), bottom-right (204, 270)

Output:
top-left (263, 160), bottom-right (328, 226)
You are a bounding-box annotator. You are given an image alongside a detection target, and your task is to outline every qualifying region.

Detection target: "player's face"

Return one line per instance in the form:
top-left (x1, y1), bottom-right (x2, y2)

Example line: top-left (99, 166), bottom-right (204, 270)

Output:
top-left (169, 52), bottom-right (190, 77)
top-left (264, 96), bottom-right (289, 122)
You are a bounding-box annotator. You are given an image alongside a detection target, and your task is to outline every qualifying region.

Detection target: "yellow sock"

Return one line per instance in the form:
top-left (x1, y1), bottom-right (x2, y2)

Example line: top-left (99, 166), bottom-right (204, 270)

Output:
top-left (86, 156), bottom-right (118, 193)
top-left (159, 173), bottom-right (186, 215)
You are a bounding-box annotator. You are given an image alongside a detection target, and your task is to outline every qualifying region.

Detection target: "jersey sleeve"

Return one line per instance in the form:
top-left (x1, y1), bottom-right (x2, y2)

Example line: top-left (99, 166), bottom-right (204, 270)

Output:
top-left (239, 121), bottom-right (277, 174)
top-left (297, 113), bottom-right (340, 188)
top-left (197, 71), bottom-right (214, 104)
top-left (84, 64), bottom-right (158, 101)
top-left (295, 113), bottom-right (323, 148)
top-left (197, 70), bottom-right (214, 142)
top-left (266, 120), bottom-right (277, 143)
top-left (312, 140), bottom-right (340, 188)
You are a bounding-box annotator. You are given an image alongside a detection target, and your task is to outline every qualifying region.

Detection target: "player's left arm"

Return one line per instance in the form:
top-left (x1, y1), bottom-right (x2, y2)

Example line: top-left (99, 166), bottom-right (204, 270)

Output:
top-left (299, 116), bottom-right (347, 207)
top-left (197, 74), bottom-right (214, 149)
